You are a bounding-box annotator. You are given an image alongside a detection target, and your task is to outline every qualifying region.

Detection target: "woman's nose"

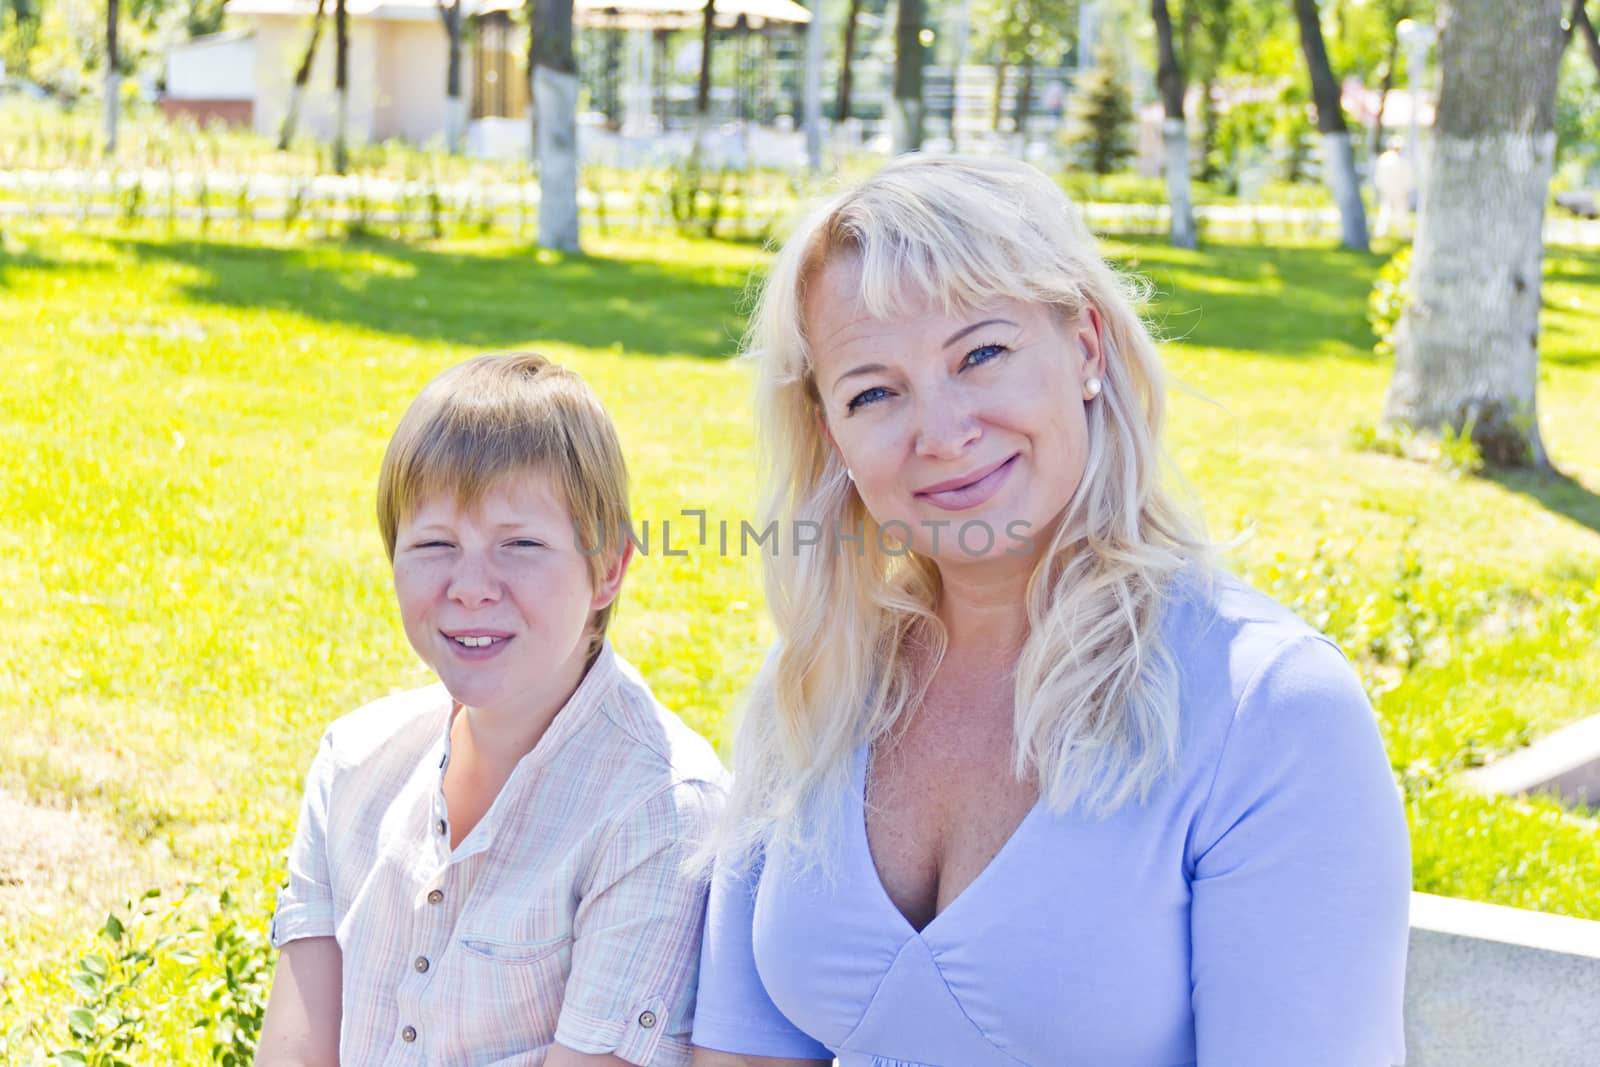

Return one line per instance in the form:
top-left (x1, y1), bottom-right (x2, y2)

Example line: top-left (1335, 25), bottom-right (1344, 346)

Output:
top-left (913, 385), bottom-right (981, 460)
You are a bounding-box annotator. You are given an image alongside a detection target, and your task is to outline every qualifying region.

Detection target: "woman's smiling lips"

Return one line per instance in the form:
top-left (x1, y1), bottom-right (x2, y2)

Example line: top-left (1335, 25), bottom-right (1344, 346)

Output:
top-left (914, 453), bottom-right (1019, 512)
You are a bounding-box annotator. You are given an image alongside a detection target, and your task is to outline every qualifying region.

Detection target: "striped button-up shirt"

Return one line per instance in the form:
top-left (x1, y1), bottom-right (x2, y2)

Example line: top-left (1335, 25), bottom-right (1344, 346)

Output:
top-left (271, 643), bottom-right (728, 1065)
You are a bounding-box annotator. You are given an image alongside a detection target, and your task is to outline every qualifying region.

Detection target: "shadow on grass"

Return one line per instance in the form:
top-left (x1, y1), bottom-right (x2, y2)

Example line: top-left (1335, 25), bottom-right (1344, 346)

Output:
top-left (1108, 236), bottom-right (1386, 359)
top-left (0, 243), bottom-right (66, 288)
top-left (108, 233), bottom-right (753, 359)
top-left (1483, 466), bottom-right (1600, 537)
top-left (1540, 249), bottom-right (1600, 368)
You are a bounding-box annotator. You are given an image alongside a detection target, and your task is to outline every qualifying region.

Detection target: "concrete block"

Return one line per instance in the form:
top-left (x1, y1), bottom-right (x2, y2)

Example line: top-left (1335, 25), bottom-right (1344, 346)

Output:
top-left (1465, 713), bottom-right (1600, 809)
top-left (1405, 892), bottom-right (1600, 1066)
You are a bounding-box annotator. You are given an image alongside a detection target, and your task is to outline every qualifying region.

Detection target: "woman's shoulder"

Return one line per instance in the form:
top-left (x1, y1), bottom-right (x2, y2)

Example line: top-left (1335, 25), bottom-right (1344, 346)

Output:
top-left (1164, 566), bottom-right (1348, 700)
top-left (1161, 566), bottom-right (1377, 765)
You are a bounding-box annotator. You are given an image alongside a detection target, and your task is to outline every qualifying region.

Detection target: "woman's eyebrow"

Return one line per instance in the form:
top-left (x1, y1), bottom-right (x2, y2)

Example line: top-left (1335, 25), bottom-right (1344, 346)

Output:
top-left (831, 362), bottom-right (890, 396)
top-left (944, 318), bottom-right (1019, 347)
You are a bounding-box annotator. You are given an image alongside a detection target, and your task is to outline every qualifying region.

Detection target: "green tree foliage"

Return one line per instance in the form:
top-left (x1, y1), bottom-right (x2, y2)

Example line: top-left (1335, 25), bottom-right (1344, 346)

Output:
top-left (1066, 38), bottom-right (1136, 174)
top-left (1, 0), bottom-right (222, 96)
top-left (1558, 4), bottom-right (1600, 178)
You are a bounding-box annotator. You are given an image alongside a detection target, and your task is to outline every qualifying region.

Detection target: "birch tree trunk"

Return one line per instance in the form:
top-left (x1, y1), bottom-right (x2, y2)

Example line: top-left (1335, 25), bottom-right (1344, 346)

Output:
top-left (1011, 51), bottom-right (1034, 157)
top-left (892, 0), bottom-right (925, 154)
top-left (1293, 0), bottom-right (1368, 250)
top-left (1366, 30), bottom-right (1398, 208)
top-left (279, 0), bottom-right (328, 150)
top-left (992, 59), bottom-right (1008, 133)
top-left (334, 0), bottom-right (349, 175)
top-left (837, 0), bottom-right (863, 122)
top-left (534, 0), bottom-right (580, 251)
top-left (1151, 0), bottom-right (1195, 249)
top-left (689, 0), bottom-right (715, 164)
top-left (104, 0), bottom-right (119, 158)
top-left (439, 0), bottom-right (465, 154)
top-left (1382, 0), bottom-right (1565, 468)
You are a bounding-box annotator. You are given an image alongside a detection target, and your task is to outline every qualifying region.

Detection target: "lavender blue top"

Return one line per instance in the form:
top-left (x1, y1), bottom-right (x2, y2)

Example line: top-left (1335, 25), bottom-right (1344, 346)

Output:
top-left (692, 574), bottom-right (1411, 1067)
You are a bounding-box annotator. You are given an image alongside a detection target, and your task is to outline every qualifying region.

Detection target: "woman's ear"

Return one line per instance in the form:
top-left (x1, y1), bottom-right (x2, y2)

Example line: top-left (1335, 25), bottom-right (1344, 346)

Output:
top-left (816, 403), bottom-right (846, 470)
top-left (1078, 305), bottom-right (1108, 383)
top-left (591, 537), bottom-right (634, 612)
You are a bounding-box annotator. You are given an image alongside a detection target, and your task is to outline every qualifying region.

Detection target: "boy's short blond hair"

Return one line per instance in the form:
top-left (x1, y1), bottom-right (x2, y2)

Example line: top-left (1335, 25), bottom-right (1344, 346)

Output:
top-left (377, 352), bottom-right (631, 652)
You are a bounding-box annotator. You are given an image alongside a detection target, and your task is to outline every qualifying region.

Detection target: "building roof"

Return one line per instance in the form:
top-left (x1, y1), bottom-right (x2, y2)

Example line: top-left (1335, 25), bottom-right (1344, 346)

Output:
top-left (230, 0), bottom-right (811, 27)
top-left (227, 0), bottom-right (464, 23)
top-left (167, 28), bottom-right (256, 50)
top-left (481, 0), bottom-right (811, 29)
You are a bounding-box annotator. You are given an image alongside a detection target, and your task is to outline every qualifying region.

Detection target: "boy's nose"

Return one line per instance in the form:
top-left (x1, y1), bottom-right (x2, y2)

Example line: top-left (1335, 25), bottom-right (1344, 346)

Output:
top-left (446, 556), bottom-right (502, 606)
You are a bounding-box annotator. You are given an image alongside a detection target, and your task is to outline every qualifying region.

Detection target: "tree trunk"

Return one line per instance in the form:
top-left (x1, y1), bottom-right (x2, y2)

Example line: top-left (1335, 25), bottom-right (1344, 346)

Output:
top-left (1151, 0), bottom-right (1196, 249)
top-left (1012, 50), bottom-right (1034, 156)
top-left (804, 0), bottom-right (824, 168)
top-left (1569, 0), bottom-right (1600, 75)
top-left (104, 0), bottom-right (119, 158)
top-left (439, 0), bottom-right (465, 153)
top-left (992, 58), bottom-right (1008, 133)
top-left (690, 0), bottom-right (716, 163)
top-left (528, 6), bottom-right (539, 161)
top-left (534, 0), bottom-right (580, 251)
top-left (837, 0), bottom-right (863, 121)
top-left (334, 0), bottom-right (349, 174)
top-left (1292, 0), bottom-right (1368, 249)
top-left (1382, 0), bottom-right (1565, 468)
top-left (1367, 31), bottom-right (1399, 207)
top-left (278, 0), bottom-right (328, 150)
top-left (1198, 75), bottom-right (1218, 184)
top-left (892, 0), bottom-right (924, 154)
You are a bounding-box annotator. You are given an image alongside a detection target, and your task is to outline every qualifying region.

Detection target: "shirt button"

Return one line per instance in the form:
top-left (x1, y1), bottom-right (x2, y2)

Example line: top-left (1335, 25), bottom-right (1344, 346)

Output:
top-left (414, 956), bottom-right (430, 973)
top-left (436, 819), bottom-right (447, 835)
top-left (637, 1010), bottom-right (657, 1029)
top-left (400, 1025), bottom-right (417, 1042)
top-left (427, 889), bottom-right (444, 905)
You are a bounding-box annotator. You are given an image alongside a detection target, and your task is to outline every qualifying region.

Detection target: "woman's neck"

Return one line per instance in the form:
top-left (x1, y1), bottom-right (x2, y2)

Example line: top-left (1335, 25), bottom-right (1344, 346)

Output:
top-left (934, 557), bottom-right (1032, 659)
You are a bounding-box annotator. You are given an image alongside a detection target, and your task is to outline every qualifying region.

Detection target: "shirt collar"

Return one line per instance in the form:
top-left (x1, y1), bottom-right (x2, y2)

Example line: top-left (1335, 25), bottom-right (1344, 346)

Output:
top-left (432, 640), bottom-right (621, 858)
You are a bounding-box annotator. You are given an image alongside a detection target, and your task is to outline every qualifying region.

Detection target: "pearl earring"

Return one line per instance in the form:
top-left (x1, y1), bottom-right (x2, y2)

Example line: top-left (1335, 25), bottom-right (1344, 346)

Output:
top-left (846, 468), bottom-right (856, 482)
top-left (1084, 377), bottom-right (1103, 400)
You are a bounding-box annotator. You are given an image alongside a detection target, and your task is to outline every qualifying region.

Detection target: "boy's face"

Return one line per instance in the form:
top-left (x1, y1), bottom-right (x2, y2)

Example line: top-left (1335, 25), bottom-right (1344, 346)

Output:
top-left (391, 471), bottom-right (621, 721)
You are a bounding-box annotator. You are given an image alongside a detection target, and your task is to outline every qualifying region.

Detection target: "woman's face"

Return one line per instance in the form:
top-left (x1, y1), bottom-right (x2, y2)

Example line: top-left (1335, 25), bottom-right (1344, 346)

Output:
top-left (805, 253), bottom-right (1105, 567)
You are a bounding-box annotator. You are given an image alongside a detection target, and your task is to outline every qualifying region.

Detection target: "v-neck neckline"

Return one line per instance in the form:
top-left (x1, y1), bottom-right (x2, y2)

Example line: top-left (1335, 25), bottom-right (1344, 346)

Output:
top-left (852, 743), bottom-right (1044, 942)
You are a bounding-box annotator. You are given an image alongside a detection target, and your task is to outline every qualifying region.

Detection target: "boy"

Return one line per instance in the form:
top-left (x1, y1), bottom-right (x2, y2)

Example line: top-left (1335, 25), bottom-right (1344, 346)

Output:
top-left (259, 353), bottom-right (726, 1066)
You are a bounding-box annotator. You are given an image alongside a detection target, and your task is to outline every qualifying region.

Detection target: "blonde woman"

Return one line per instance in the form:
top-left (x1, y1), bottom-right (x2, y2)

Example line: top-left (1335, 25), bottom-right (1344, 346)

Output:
top-left (690, 157), bottom-right (1410, 1067)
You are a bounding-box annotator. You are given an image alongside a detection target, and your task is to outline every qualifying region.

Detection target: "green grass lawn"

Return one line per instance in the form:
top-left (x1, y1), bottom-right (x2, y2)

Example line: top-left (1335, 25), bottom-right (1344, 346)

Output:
top-left (1, 221), bottom-right (1597, 1060)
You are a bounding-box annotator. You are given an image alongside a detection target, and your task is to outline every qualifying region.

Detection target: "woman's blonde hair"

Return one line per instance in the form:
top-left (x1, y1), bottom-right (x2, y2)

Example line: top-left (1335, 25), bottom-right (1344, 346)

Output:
top-left (722, 155), bottom-right (1209, 869)
top-left (376, 352), bottom-right (631, 656)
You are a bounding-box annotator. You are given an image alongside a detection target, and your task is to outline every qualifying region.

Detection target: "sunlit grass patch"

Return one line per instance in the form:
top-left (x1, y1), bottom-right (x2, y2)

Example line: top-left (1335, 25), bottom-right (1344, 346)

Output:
top-left (1, 223), bottom-right (1598, 1061)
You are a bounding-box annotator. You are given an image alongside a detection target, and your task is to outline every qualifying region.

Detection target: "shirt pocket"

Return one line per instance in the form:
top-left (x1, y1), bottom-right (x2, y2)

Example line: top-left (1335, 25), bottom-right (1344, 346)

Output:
top-left (454, 932), bottom-right (573, 1052)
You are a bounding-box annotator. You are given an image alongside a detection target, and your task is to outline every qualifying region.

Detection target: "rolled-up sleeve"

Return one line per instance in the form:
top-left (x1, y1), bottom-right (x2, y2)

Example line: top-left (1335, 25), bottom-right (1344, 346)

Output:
top-left (691, 845), bottom-right (834, 1060)
top-left (270, 731), bottom-right (338, 948)
top-left (555, 777), bottom-right (725, 1066)
top-left (1189, 636), bottom-right (1411, 1067)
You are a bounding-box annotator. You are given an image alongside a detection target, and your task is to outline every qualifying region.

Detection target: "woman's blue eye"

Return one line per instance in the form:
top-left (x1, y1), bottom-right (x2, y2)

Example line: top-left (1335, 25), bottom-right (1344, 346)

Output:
top-left (507, 539), bottom-right (544, 549)
top-left (964, 343), bottom-right (1008, 368)
top-left (846, 386), bottom-right (892, 412)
